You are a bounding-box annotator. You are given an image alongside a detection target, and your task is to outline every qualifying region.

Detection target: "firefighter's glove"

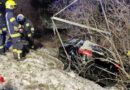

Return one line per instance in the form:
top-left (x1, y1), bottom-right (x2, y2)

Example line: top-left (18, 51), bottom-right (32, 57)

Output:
top-left (18, 28), bottom-right (23, 33)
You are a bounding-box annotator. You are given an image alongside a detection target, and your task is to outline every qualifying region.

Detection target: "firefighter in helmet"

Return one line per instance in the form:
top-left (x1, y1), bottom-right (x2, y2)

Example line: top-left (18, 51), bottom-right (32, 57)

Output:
top-left (17, 14), bottom-right (35, 49)
top-left (5, 0), bottom-right (23, 60)
top-left (0, 0), bottom-right (7, 55)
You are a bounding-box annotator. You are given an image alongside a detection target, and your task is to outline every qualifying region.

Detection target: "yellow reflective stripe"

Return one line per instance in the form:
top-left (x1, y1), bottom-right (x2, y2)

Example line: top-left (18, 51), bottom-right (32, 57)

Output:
top-left (17, 50), bottom-right (22, 53)
top-left (31, 27), bottom-right (34, 31)
top-left (10, 17), bottom-right (16, 22)
top-left (0, 30), bottom-right (2, 34)
top-left (2, 28), bottom-right (7, 31)
top-left (127, 51), bottom-right (130, 56)
top-left (11, 33), bottom-right (21, 38)
top-left (0, 13), bottom-right (2, 16)
top-left (13, 49), bottom-right (22, 53)
top-left (0, 2), bottom-right (2, 4)
top-left (18, 24), bottom-right (21, 28)
top-left (28, 33), bottom-right (31, 37)
top-left (0, 46), bottom-right (4, 49)
top-left (13, 49), bottom-right (17, 52)
top-left (26, 23), bottom-right (30, 27)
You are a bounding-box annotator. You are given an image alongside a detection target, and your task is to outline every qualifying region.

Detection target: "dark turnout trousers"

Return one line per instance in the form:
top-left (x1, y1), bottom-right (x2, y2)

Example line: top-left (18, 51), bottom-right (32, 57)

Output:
top-left (0, 33), bottom-right (4, 53)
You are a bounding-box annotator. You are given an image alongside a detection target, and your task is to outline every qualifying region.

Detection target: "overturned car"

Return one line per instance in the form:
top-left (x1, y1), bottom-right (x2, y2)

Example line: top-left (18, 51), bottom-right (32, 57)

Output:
top-left (59, 39), bottom-right (121, 87)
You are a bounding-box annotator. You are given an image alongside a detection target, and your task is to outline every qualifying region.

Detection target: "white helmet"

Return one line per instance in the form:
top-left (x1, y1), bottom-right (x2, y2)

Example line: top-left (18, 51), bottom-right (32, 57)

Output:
top-left (17, 14), bottom-right (25, 21)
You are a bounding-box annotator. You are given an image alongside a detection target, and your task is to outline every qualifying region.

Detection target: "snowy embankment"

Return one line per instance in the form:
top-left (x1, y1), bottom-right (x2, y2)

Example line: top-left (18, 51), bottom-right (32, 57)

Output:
top-left (0, 48), bottom-right (119, 90)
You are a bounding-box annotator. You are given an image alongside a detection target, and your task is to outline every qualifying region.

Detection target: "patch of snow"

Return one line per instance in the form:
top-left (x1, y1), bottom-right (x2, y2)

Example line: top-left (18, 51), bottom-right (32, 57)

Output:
top-left (0, 48), bottom-right (119, 90)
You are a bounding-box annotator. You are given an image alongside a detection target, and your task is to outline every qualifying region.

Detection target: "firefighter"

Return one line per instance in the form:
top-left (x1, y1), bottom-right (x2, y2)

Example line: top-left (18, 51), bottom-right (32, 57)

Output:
top-left (17, 14), bottom-right (35, 49)
top-left (5, 0), bottom-right (23, 60)
top-left (0, 0), bottom-right (7, 55)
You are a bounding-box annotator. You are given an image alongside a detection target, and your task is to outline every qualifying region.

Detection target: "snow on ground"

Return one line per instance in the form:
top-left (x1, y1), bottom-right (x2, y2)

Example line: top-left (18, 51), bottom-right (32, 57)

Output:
top-left (0, 48), bottom-right (119, 90)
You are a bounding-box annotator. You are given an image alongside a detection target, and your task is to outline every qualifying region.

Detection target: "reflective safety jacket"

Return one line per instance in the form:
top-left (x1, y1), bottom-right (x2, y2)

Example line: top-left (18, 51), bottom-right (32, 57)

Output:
top-left (19, 19), bottom-right (35, 38)
top-left (0, 0), bottom-right (7, 53)
top-left (0, 12), bottom-right (7, 52)
top-left (5, 10), bottom-right (21, 38)
top-left (0, 0), bottom-right (6, 13)
top-left (0, 13), bottom-right (4, 52)
top-left (0, 12), bottom-right (7, 33)
top-left (0, 0), bottom-right (7, 33)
